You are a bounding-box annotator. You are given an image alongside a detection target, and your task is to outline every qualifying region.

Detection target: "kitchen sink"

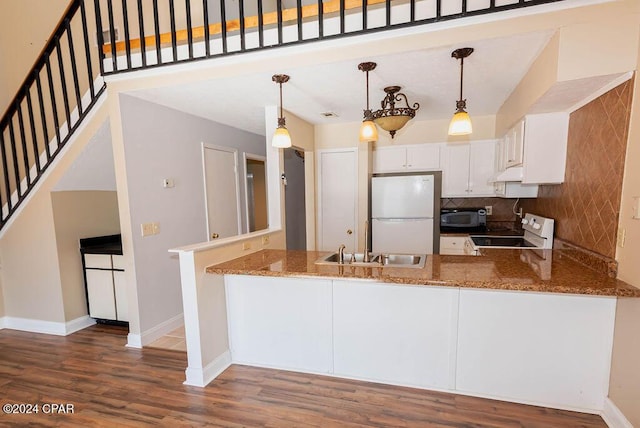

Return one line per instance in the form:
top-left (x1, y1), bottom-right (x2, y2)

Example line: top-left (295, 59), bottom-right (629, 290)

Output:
top-left (315, 252), bottom-right (426, 268)
top-left (379, 254), bottom-right (426, 268)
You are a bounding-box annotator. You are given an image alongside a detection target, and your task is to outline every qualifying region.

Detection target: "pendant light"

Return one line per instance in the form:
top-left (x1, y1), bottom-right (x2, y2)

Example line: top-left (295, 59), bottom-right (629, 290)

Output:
top-left (448, 47), bottom-right (474, 136)
top-left (358, 62), bottom-right (378, 143)
top-left (272, 74), bottom-right (292, 148)
top-left (372, 86), bottom-right (420, 139)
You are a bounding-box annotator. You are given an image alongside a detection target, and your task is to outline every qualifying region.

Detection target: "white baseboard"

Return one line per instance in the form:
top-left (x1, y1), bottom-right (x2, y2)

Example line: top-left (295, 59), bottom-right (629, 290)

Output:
top-left (65, 316), bottom-right (96, 334)
top-left (0, 316), bottom-right (5, 329)
top-left (602, 397), bottom-right (634, 428)
top-left (184, 350), bottom-right (231, 387)
top-left (127, 313), bottom-right (184, 348)
top-left (1, 315), bottom-right (95, 336)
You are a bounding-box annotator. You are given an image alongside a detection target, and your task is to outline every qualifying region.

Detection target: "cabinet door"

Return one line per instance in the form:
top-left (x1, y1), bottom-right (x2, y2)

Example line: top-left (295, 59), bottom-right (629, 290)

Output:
top-left (440, 236), bottom-right (466, 255)
top-left (468, 141), bottom-right (496, 196)
top-left (86, 269), bottom-right (116, 320)
top-left (505, 120), bottom-right (524, 168)
top-left (318, 150), bottom-right (357, 252)
top-left (113, 271), bottom-right (129, 322)
top-left (406, 144), bottom-right (440, 171)
top-left (226, 275), bottom-right (333, 374)
top-left (84, 254), bottom-right (112, 269)
top-left (372, 146), bottom-right (407, 173)
top-left (333, 281), bottom-right (458, 390)
top-left (457, 289), bottom-right (615, 411)
top-left (440, 144), bottom-right (470, 197)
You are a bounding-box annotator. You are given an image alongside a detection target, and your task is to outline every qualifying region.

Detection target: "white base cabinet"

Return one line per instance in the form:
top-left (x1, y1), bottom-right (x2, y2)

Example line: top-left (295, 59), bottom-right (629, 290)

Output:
top-left (333, 281), bottom-right (457, 389)
top-left (225, 275), bottom-right (333, 373)
top-left (220, 275), bottom-right (616, 413)
top-left (83, 253), bottom-right (128, 322)
top-left (456, 289), bottom-right (615, 411)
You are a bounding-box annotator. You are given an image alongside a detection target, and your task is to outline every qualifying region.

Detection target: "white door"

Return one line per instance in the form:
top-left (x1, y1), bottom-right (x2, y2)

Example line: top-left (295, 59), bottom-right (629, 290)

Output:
top-left (203, 145), bottom-right (241, 240)
top-left (318, 150), bottom-right (357, 252)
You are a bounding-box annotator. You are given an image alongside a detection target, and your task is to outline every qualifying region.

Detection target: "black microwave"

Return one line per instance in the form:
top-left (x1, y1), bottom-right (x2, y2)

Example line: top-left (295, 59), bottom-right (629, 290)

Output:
top-left (440, 208), bottom-right (487, 233)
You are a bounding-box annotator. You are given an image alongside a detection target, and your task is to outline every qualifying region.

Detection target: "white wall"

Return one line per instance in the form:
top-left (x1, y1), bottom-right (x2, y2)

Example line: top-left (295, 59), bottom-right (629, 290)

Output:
top-left (118, 94), bottom-right (265, 334)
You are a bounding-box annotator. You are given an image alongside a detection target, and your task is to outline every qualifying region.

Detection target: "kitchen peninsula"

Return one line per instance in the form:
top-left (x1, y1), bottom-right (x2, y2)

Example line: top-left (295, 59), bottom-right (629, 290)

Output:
top-left (198, 248), bottom-right (640, 416)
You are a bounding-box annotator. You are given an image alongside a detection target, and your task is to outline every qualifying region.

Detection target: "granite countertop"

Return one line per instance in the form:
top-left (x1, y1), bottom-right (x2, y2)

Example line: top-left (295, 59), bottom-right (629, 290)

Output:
top-left (206, 249), bottom-right (640, 297)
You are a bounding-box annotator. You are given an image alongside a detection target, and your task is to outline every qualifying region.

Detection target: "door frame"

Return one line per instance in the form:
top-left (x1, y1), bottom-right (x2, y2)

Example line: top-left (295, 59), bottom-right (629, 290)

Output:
top-left (242, 152), bottom-right (268, 233)
top-left (201, 142), bottom-right (242, 241)
top-left (316, 148), bottom-right (358, 252)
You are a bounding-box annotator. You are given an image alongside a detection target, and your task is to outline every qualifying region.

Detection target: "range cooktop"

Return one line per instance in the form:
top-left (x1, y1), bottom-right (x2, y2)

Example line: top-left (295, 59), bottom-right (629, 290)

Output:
top-left (470, 236), bottom-right (537, 248)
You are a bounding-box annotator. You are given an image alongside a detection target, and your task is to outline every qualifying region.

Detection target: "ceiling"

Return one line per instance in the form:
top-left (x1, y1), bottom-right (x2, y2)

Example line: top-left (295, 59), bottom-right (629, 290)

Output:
top-left (128, 30), bottom-right (556, 136)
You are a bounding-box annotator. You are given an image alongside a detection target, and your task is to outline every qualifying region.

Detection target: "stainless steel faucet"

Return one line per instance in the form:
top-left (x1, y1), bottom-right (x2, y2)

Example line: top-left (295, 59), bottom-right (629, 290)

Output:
top-left (363, 220), bottom-right (370, 262)
top-left (338, 244), bottom-right (346, 264)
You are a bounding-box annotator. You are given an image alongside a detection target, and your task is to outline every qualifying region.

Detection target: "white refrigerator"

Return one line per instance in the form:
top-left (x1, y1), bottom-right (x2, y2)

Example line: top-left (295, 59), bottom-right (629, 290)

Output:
top-left (371, 174), bottom-right (439, 254)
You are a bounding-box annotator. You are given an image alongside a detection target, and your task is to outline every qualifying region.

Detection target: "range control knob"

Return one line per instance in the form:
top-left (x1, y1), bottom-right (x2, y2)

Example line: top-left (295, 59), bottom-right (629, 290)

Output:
top-left (533, 223), bottom-right (542, 230)
top-left (521, 219), bottom-right (529, 225)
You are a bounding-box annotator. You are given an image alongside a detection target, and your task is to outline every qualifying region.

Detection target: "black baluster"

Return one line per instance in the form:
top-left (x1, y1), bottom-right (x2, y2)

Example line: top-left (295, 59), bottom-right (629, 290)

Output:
top-left (65, 18), bottom-right (84, 116)
top-left (340, 0), bottom-right (345, 34)
top-left (8, 119), bottom-right (22, 197)
top-left (186, 0), bottom-right (194, 59)
top-left (296, 0), bottom-right (302, 41)
top-left (318, 0), bottom-right (323, 38)
top-left (203, 0), bottom-right (211, 56)
top-left (55, 38), bottom-right (72, 134)
top-left (107, 0), bottom-right (118, 71)
top-left (153, 0), bottom-right (162, 63)
top-left (239, 0), bottom-right (246, 51)
top-left (25, 88), bottom-right (41, 174)
top-left (220, 0), bottom-right (228, 53)
top-left (257, 0), bottom-right (263, 48)
top-left (80, 1), bottom-right (95, 99)
top-left (277, 0), bottom-right (283, 44)
top-left (0, 130), bottom-right (12, 212)
top-left (169, 0), bottom-right (178, 61)
top-left (35, 73), bottom-right (51, 162)
top-left (45, 57), bottom-right (62, 149)
top-left (122, 0), bottom-right (132, 69)
top-left (16, 101), bottom-right (32, 184)
top-left (94, 0), bottom-right (105, 76)
top-left (137, 0), bottom-right (147, 67)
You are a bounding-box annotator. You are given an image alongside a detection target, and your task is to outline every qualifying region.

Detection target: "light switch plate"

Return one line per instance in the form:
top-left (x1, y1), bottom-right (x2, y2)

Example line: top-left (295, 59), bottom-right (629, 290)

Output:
top-left (262, 235), bottom-right (270, 246)
top-left (485, 206), bottom-right (493, 216)
top-left (141, 223), bottom-right (154, 237)
top-left (617, 228), bottom-right (626, 248)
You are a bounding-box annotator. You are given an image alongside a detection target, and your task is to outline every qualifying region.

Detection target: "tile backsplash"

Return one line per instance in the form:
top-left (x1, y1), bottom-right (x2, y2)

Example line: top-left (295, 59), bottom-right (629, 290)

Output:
top-left (522, 78), bottom-right (634, 259)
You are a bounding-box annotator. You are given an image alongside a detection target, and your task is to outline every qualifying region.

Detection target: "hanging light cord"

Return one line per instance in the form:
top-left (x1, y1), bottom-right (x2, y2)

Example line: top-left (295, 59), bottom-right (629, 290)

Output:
top-left (366, 69), bottom-right (370, 111)
top-left (458, 56), bottom-right (465, 102)
top-left (279, 81), bottom-right (283, 119)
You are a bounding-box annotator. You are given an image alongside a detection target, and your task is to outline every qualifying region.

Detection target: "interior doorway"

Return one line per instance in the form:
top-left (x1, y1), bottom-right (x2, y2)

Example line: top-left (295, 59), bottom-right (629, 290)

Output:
top-left (284, 147), bottom-right (307, 250)
top-left (202, 144), bottom-right (241, 240)
top-left (244, 155), bottom-right (268, 232)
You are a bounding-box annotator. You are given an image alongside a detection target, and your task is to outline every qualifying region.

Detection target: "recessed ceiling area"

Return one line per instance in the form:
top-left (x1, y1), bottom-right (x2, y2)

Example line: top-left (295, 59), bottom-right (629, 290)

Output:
top-left (128, 30), bottom-right (555, 136)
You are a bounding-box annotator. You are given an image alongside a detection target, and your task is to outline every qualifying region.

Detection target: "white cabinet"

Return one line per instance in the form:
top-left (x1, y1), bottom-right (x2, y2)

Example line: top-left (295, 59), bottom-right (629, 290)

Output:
top-left (83, 253), bottom-right (128, 322)
top-left (225, 275), bottom-right (333, 373)
top-left (440, 236), bottom-right (477, 255)
top-left (495, 112), bottom-right (569, 184)
top-left (333, 281), bottom-right (458, 390)
top-left (318, 149), bottom-right (357, 252)
top-left (456, 289), bottom-right (616, 410)
top-left (440, 236), bottom-right (467, 255)
top-left (441, 140), bottom-right (496, 197)
top-left (505, 119), bottom-right (525, 168)
top-left (373, 144), bottom-right (440, 173)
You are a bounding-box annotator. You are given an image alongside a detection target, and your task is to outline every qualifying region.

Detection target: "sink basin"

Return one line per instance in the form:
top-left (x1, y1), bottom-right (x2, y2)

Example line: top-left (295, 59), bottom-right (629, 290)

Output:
top-left (379, 254), bottom-right (426, 268)
top-left (315, 252), bottom-right (426, 268)
top-left (316, 252), bottom-right (381, 266)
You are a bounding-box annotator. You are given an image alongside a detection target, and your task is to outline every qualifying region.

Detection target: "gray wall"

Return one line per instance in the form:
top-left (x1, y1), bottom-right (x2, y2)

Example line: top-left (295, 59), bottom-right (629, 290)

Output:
top-left (284, 148), bottom-right (306, 250)
top-left (119, 94), bottom-right (265, 333)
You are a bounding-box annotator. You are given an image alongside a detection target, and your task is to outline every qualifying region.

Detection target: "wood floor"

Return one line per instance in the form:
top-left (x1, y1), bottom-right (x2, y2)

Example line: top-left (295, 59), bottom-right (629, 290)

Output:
top-left (0, 325), bottom-right (607, 427)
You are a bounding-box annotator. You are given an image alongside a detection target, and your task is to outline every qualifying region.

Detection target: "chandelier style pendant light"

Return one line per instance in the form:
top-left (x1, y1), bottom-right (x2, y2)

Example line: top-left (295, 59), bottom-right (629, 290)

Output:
top-left (448, 47), bottom-right (474, 136)
top-left (372, 85), bottom-right (420, 139)
top-left (358, 62), bottom-right (379, 143)
top-left (272, 74), bottom-right (292, 148)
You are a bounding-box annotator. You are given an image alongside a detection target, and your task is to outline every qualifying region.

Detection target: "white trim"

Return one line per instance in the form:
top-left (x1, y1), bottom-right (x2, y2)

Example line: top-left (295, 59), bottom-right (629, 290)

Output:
top-left (126, 333), bottom-right (142, 348)
top-left (169, 227), bottom-right (277, 253)
top-left (140, 313), bottom-right (184, 347)
top-left (0, 315), bottom-right (96, 336)
top-left (184, 350), bottom-right (232, 387)
top-left (64, 315), bottom-right (96, 335)
top-left (601, 398), bottom-right (634, 428)
top-left (567, 72), bottom-right (634, 113)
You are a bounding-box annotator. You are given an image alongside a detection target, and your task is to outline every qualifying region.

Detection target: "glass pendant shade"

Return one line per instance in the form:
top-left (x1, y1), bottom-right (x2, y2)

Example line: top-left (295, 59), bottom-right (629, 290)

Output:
top-left (272, 125), bottom-right (292, 148)
top-left (359, 119), bottom-right (378, 143)
top-left (374, 115), bottom-right (411, 133)
top-left (448, 110), bottom-right (473, 135)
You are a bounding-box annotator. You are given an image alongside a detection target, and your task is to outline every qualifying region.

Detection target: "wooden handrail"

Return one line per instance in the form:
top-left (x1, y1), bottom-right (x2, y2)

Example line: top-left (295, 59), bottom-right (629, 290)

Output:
top-left (102, 0), bottom-right (388, 54)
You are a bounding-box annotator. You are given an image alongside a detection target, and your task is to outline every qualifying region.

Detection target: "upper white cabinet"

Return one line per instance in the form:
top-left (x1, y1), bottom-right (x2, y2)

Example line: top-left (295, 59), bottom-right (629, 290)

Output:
top-left (495, 112), bottom-right (570, 184)
top-left (441, 140), bottom-right (496, 198)
top-left (373, 144), bottom-right (440, 173)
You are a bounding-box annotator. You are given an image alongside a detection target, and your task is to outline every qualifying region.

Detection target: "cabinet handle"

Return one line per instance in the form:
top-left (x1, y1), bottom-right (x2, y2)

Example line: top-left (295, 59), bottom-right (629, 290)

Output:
top-left (211, 233), bottom-right (220, 239)
top-left (347, 229), bottom-right (353, 235)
